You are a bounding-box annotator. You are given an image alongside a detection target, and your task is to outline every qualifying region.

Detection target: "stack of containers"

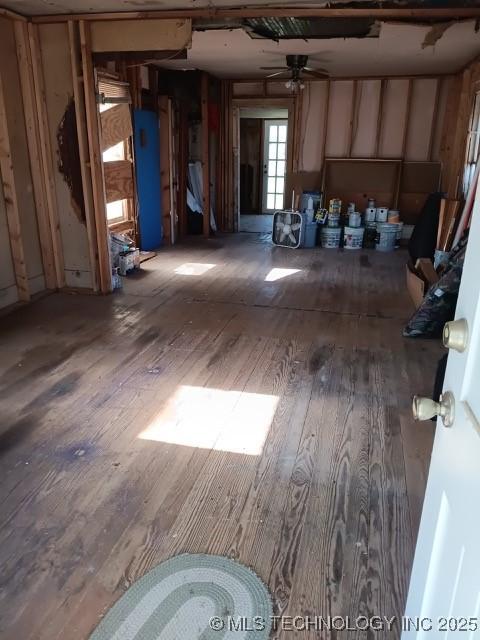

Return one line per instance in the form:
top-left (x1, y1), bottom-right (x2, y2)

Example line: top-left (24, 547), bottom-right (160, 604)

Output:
top-left (321, 198), bottom-right (342, 248)
top-left (344, 201), bottom-right (364, 249)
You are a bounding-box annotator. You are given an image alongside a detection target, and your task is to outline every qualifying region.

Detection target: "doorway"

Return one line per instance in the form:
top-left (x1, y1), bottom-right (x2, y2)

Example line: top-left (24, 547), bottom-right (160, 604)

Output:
top-left (238, 106), bottom-right (290, 233)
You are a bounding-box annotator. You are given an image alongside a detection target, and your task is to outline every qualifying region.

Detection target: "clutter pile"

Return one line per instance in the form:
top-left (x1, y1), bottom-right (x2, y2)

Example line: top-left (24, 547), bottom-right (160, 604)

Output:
top-left (110, 232), bottom-right (141, 289)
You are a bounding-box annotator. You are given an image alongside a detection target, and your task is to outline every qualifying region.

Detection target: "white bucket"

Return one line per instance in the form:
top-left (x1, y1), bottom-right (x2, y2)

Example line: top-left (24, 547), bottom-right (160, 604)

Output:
top-left (348, 212), bottom-right (361, 228)
top-left (365, 207), bottom-right (376, 223)
top-left (321, 226), bottom-right (341, 248)
top-left (376, 223), bottom-right (397, 252)
top-left (344, 226), bottom-right (364, 250)
top-left (376, 207), bottom-right (388, 223)
top-left (327, 211), bottom-right (341, 227)
top-left (395, 221), bottom-right (404, 244)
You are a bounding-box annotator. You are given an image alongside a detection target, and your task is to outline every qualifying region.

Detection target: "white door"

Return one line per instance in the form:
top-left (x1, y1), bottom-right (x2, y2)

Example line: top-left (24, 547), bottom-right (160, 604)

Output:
top-left (262, 119), bottom-right (287, 213)
top-left (403, 186), bottom-right (480, 637)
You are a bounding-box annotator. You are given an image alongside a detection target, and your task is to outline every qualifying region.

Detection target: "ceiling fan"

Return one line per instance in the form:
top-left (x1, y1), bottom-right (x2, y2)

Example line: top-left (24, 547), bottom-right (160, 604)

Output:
top-left (260, 54), bottom-right (329, 80)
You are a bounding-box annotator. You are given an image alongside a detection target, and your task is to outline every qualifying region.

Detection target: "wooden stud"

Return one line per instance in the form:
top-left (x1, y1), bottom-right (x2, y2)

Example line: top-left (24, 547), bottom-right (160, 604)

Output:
top-left (402, 78), bottom-right (414, 158)
top-left (14, 20), bottom-right (56, 290)
top-left (321, 79), bottom-right (330, 170)
top-left (31, 7), bottom-right (480, 24)
top-left (428, 77), bottom-right (442, 162)
top-left (159, 94), bottom-right (173, 245)
top-left (347, 80), bottom-right (358, 157)
top-left (201, 72), bottom-right (210, 238)
top-left (374, 79), bottom-right (386, 158)
top-left (0, 71), bottom-right (30, 301)
top-left (79, 20), bottom-right (111, 294)
top-left (68, 20), bottom-right (100, 292)
top-left (28, 23), bottom-right (65, 288)
top-left (177, 101), bottom-right (188, 238)
top-left (0, 7), bottom-right (27, 21)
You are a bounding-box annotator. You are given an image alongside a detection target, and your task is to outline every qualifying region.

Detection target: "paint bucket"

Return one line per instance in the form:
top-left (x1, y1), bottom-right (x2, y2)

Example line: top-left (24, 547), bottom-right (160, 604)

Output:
top-left (376, 223), bottom-right (397, 252)
top-left (343, 226), bottom-right (364, 250)
top-left (327, 211), bottom-right (341, 227)
top-left (348, 212), bottom-right (361, 228)
top-left (347, 202), bottom-right (355, 214)
top-left (329, 198), bottom-right (342, 213)
top-left (367, 198), bottom-right (376, 208)
top-left (387, 209), bottom-right (400, 223)
top-left (365, 207), bottom-right (376, 223)
top-left (376, 207), bottom-right (389, 223)
top-left (321, 226), bottom-right (341, 249)
top-left (303, 222), bottom-right (318, 248)
top-left (364, 223), bottom-right (377, 249)
top-left (395, 221), bottom-right (404, 247)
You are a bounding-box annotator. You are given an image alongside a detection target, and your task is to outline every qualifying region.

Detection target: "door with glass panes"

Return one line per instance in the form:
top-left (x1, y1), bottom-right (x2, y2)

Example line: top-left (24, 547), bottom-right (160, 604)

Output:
top-left (262, 120), bottom-right (287, 213)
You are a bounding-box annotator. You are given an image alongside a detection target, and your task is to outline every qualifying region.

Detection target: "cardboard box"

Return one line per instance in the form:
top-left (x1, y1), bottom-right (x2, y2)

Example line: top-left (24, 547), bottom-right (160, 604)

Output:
top-left (406, 259), bottom-right (439, 309)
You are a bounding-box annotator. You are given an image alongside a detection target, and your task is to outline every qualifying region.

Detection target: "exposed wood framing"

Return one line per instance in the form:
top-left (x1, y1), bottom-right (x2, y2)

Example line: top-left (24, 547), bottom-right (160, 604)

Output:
top-left (374, 78), bottom-right (386, 158)
top-left (321, 79), bottom-right (331, 170)
top-left (428, 77), bottom-right (442, 162)
top-left (292, 90), bottom-right (302, 174)
top-left (32, 7), bottom-right (480, 24)
top-left (177, 101), bottom-right (188, 238)
top-left (79, 20), bottom-right (111, 293)
top-left (201, 72), bottom-right (210, 238)
top-left (402, 78), bottom-right (414, 158)
top-left (14, 20), bottom-right (56, 289)
top-left (68, 20), bottom-right (99, 292)
top-left (159, 95), bottom-right (173, 245)
top-left (28, 22), bottom-right (65, 288)
top-left (347, 79), bottom-right (358, 157)
top-left (0, 7), bottom-right (27, 21)
top-left (0, 71), bottom-right (29, 301)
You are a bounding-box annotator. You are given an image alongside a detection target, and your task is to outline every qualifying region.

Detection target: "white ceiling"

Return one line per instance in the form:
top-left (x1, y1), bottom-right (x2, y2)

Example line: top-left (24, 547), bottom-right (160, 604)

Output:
top-left (156, 20), bottom-right (480, 78)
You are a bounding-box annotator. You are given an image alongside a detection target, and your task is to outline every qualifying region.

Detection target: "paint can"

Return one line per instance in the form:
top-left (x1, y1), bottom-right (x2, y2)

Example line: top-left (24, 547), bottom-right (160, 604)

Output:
top-left (395, 221), bottom-right (404, 247)
top-left (376, 223), bottom-right (397, 252)
top-left (367, 198), bottom-right (376, 208)
top-left (365, 207), bottom-right (376, 223)
top-left (347, 202), bottom-right (356, 214)
top-left (364, 223), bottom-right (377, 249)
top-left (376, 207), bottom-right (389, 223)
top-left (387, 209), bottom-right (400, 223)
top-left (343, 226), bottom-right (365, 250)
top-left (329, 198), bottom-right (342, 213)
top-left (348, 212), bottom-right (361, 228)
top-left (321, 226), bottom-right (341, 249)
top-left (327, 211), bottom-right (341, 227)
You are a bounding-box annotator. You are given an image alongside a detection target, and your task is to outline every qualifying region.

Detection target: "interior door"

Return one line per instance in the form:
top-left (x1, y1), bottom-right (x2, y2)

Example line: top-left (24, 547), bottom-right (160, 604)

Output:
top-left (404, 187), bottom-right (480, 636)
top-left (262, 119), bottom-right (288, 213)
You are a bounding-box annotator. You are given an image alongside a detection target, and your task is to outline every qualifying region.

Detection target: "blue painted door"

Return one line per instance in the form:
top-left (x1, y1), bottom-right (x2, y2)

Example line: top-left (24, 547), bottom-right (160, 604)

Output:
top-left (133, 109), bottom-right (162, 250)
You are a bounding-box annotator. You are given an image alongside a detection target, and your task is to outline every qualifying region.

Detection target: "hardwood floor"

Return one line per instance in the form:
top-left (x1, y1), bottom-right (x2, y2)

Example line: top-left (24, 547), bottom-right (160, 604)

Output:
top-left (0, 235), bottom-right (441, 639)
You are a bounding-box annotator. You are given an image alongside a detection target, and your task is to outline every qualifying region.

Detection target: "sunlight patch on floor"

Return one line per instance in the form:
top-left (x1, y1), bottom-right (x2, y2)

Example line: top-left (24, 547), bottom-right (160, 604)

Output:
top-left (174, 263), bottom-right (216, 276)
top-left (138, 385), bottom-right (278, 455)
top-left (265, 267), bottom-right (301, 282)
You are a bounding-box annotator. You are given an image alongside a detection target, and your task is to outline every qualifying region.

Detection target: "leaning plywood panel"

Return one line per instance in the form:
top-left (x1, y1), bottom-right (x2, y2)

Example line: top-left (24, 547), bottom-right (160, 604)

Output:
top-left (104, 160), bottom-right (134, 203)
top-left (90, 18), bottom-right (191, 52)
top-left (100, 104), bottom-right (133, 152)
top-left (38, 23), bottom-right (93, 289)
top-left (0, 179), bottom-right (19, 309)
top-left (0, 18), bottom-right (46, 300)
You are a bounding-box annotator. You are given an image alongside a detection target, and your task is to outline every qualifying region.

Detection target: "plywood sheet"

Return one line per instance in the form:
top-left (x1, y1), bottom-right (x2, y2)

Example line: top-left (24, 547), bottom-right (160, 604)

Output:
top-left (104, 159), bottom-right (134, 203)
top-left (90, 18), bottom-right (191, 53)
top-left (100, 103), bottom-right (133, 152)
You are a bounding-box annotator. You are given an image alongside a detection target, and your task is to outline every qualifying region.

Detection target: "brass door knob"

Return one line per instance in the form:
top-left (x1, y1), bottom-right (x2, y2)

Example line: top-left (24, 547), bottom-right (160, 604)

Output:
top-left (443, 318), bottom-right (468, 352)
top-left (412, 391), bottom-right (455, 427)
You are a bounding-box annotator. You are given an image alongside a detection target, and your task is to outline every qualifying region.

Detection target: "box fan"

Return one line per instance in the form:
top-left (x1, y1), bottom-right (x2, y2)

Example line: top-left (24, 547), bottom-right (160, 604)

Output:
top-left (272, 211), bottom-right (304, 249)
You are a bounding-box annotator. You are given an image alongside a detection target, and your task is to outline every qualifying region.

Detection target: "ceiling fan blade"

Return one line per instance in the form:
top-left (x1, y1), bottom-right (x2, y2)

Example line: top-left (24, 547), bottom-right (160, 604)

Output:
top-left (260, 66), bottom-right (288, 70)
top-left (302, 68), bottom-right (330, 79)
top-left (266, 70), bottom-right (288, 78)
top-left (304, 66), bottom-right (329, 74)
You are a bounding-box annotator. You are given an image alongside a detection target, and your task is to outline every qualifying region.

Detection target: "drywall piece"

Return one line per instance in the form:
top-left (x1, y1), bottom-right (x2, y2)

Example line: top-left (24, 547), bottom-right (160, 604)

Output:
top-left (299, 81), bottom-right (328, 173)
top-left (325, 80), bottom-right (354, 157)
top-left (90, 18), bottom-right (191, 52)
top-left (405, 78), bottom-right (438, 161)
top-left (378, 78), bottom-right (409, 157)
top-left (351, 79), bottom-right (381, 158)
top-left (38, 22), bottom-right (93, 289)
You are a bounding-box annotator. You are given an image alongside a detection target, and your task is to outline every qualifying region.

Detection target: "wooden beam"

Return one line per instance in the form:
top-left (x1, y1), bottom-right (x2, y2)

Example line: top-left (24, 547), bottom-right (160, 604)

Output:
top-left (14, 20), bottom-right (56, 290)
top-left (0, 71), bottom-right (29, 301)
top-left (321, 79), bottom-right (330, 170)
top-left (177, 102), bottom-right (188, 238)
top-left (31, 7), bottom-right (480, 24)
top-left (374, 78), bottom-right (386, 158)
top-left (0, 7), bottom-right (27, 21)
top-left (159, 94), bottom-right (172, 245)
top-left (79, 20), bottom-right (111, 293)
top-left (28, 23), bottom-right (65, 288)
top-left (201, 72), bottom-right (210, 238)
top-left (428, 76), bottom-right (442, 162)
top-left (68, 20), bottom-right (100, 292)
top-left (347, 80), bottom-right (358, 157)
top-left (402, 78), bottom-right (414, 158)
